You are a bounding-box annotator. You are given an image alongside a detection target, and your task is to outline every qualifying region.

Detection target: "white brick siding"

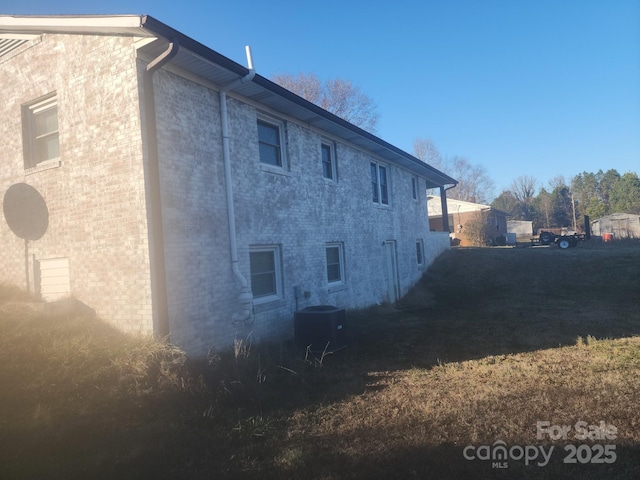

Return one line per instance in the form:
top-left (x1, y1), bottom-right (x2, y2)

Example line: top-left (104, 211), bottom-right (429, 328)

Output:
top-left (1, 28), bottom-right (450, 356)
top-left (0, 33), bottom-right (154, 333)
top-left (152, 69), bottom-right (449, 354)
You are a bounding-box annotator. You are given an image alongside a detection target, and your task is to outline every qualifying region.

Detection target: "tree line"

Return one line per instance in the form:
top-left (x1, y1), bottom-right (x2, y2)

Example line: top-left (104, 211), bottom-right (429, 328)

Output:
top-left (493, 170), bottom-right (640, 231)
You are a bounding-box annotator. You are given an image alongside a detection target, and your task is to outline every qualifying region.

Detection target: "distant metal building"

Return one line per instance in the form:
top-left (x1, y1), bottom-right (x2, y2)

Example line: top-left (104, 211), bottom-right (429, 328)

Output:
top-left (591, 213), bottom-right (640, 238)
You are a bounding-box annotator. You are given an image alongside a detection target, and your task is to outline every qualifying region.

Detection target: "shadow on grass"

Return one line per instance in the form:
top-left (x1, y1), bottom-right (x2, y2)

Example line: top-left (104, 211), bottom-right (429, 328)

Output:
top-left (345, 245), bottom-right (640, 373)
top-left (1, 245), bottom-right (638, 480)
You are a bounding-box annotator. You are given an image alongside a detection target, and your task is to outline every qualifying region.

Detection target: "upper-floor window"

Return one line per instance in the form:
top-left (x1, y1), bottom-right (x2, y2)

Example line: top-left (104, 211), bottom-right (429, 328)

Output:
top-left (321, 141), bottom-right (336, 180)
top-left (22, 93), bottom-right (59, 168)
top-left (257, 115), bottom-right (286, 167)
top-left (412, 177), bottom-right (418, 200)
top-left (371, 162), bottom-right (389, 205)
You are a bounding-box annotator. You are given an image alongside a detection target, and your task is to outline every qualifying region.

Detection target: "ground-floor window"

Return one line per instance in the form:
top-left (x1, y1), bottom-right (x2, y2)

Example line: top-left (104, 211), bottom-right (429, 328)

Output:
top-left (249, 245), bottom-right (282, 302)
top-left (325, 243), bottom-right (345, 285)
top-left (416, 239), bottom-right (425, 265)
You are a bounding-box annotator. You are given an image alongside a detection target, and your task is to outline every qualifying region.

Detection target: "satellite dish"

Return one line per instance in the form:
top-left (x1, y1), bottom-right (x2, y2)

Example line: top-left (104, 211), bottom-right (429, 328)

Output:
top-left (3, 183), bottom-right (49, 241)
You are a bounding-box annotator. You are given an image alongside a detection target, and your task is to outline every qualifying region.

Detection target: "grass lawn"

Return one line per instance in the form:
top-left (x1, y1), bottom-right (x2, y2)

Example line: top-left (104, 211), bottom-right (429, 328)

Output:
top-left (1, 241), bottom-right (639, 479)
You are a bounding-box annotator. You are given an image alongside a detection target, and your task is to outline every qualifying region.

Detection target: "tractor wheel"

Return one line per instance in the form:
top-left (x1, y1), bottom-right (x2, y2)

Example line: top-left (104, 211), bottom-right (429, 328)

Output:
top-left (558, 237), bottom-right (572, 249)
top-left (539, 231), bottom-right (554, 245)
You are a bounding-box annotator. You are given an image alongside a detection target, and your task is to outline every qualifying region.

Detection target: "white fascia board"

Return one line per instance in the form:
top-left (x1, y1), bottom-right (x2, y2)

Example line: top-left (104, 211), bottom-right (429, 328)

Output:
top-left (0, 32), bottom-right (39, 39)
top-left (0, 15), bottom-right (152, 36)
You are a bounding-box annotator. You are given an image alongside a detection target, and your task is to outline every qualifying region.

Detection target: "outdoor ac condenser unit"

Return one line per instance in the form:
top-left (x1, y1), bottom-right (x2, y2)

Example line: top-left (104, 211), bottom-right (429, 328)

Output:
top-left (294, 305), bottom-right (347, 353)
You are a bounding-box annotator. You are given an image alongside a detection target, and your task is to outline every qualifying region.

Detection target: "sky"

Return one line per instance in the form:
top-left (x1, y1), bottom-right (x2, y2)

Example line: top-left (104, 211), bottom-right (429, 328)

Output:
top-left (4, 0), bottom-right (639, 198)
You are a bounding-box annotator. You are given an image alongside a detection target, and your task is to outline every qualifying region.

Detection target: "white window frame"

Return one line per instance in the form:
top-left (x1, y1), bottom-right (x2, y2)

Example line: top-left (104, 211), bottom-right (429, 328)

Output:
top-left (416, 239), bottom-right (425, 266)
top-left (257, 113), bottom-right (287, 169)
top-left (22, 92), bottom-right (59, 169)
top-left (325, 242), bottom-right (345, 285)
top-left (249, 245), bottom-right (283, 304)
top-left (371, 162), bottom-right (389, 205)
top-left (321, 140), bottom-right (337, 181)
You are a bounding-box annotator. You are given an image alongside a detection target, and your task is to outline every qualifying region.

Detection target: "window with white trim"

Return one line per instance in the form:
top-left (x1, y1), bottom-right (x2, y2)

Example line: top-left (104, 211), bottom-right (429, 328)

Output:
top-left (22, 93), bottom-right (59, 169)
top-left (321, 141), bottom-right (336, 180)
top-left (416, 239), bottom-right (425, 265)
top-left (325, 243), bottom-right (345, 285)
top-left (371, 162), bottom-right (389, 205)
top-left (249, 245), bottom-right (282, 302)
top-left (257, 115), bottom-right (286, 167)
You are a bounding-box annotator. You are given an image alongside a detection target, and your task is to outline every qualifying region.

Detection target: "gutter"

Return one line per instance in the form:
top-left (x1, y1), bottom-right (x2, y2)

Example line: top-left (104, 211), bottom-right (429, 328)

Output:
top-left (138, 16), bottom-right (456, 187)
top-left (143, 38), bottom-right (179, 338)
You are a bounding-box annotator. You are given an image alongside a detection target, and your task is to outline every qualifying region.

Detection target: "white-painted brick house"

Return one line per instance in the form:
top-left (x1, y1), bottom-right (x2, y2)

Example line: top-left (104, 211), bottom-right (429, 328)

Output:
top-left (0, 15), bottom-right (456, 355)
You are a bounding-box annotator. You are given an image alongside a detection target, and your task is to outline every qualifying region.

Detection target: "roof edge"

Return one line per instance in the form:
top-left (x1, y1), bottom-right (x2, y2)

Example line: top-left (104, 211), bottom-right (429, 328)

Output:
top-left (1, 14), bottom-right (458, 188)
top-left (0, 14), bottom-right (151, 36)
top-left (140, 16), bottom-right (458, 187)
top-left (250, 73), bottom-right (458, 186)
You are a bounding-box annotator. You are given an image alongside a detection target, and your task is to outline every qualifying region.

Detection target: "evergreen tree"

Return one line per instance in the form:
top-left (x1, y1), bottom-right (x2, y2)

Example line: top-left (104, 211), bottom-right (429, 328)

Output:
top-left (610, 172), bottom-right (640, 214)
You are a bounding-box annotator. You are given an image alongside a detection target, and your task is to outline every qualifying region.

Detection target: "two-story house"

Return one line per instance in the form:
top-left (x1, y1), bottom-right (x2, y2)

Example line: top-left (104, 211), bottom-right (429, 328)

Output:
top-left (0, 15), bottom-right (457, 355)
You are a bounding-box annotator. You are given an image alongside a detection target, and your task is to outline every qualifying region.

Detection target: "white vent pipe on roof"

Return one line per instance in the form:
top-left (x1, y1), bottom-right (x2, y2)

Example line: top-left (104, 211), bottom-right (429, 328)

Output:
top-left (220, 46), bottom-right (255, 325)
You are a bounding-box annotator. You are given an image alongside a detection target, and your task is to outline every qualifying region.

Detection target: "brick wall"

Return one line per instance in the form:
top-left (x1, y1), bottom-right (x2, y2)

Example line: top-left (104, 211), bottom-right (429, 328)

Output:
top-left (1, 32), bottom-right (450, 355)
top-left (153, 69), bottom-right (449, 354)
top-left (0, 33), bottom-right (154, 333)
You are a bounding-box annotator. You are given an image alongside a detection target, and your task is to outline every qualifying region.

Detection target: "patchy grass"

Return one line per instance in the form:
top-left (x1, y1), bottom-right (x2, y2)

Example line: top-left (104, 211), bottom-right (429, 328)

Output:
top-left (1, 242), bottom-right (639, 479)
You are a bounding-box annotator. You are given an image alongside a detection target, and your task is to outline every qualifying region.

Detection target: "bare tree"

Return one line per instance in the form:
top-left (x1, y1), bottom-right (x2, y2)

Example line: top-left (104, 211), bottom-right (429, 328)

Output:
top-left (549, 175), bottom-right (567, 190)
top-left (272, 72), bottom-right (379, 132)
top-left (505, 175), bottom-right (538, 221)
top-left (444, 156), bottom-right (495, 204)
top-left (511, 175), bottom-right (538, 203)
top-left (413, 137), bottom-right (443, 170)
top-left (271, 72), bottom-right (322, 104)
top-left (464, 210), bottom-right (493, 247)
top-left (413, 138), bottom-right (494, 203)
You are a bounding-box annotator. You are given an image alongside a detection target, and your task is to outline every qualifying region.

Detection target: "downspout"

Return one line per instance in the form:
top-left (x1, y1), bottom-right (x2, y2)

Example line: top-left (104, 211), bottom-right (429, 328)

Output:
top-left (144, 38), bottom-right (179, 338)
top-left (220, 46), bottom-right (256, 324)
top-left (440, 184), bottom-right (456, 233)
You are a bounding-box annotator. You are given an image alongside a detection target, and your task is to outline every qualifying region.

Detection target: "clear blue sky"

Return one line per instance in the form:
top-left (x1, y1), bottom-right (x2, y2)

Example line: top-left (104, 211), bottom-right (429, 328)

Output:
top-left (6, 0), bottom-right (640, 197)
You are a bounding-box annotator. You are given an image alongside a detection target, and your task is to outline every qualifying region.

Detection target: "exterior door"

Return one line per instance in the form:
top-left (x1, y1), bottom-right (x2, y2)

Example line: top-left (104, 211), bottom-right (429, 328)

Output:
top-left (384, 240), bottom-right (400, 303)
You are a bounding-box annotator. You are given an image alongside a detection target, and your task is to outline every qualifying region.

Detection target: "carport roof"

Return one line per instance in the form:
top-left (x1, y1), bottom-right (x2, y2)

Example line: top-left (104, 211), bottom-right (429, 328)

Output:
top-left (0, 14), bottom-right (457, 189)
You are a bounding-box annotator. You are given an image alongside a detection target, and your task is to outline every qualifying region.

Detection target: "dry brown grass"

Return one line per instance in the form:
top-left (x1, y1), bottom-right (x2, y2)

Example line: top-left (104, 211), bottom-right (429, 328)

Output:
top-left (0, 298), bottom-right (205, 480)
top-left (1, 242), bottom-right (639, 479)
top-left (279, 336), bottom-right (640, 478)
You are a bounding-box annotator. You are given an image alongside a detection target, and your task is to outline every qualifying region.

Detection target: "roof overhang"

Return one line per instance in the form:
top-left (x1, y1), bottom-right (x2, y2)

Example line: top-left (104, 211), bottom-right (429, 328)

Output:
top-left (0, 14), bottom-right (152, 36)
top-left (0, 14), bottom-right (457, 188)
